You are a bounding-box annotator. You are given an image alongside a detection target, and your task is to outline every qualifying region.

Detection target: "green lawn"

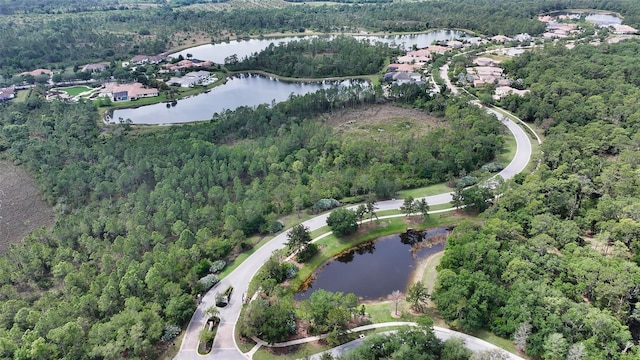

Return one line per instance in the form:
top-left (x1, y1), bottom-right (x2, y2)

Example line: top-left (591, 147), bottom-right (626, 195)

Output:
top-left (57, 85), bottom-right (92, 96)
top-left (12, 89), bottom-right (29, 103)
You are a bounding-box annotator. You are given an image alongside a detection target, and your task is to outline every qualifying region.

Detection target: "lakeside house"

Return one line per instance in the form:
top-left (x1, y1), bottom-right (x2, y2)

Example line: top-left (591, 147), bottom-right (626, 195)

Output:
top-left (163, 59), bottom-right (215, 72)
top-left (131, 55), bottom-right (166, 65)
top-left (490, 35), bottom-right (512, 43)
top-left (0, 87), bottom-right (15, 102)
top-left (100, 82), bottom-right (159, 102)
top-left (165, 71), bottom-right (213, 88)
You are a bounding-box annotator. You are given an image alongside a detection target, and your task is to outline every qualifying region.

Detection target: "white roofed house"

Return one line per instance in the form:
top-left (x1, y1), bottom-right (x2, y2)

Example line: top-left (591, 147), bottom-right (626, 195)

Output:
top-left (100, 82), bottom-right (159, 102)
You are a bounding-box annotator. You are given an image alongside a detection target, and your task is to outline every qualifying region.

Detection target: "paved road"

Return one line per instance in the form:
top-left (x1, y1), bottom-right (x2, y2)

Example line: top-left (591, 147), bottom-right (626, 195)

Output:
top-left (309, 323), bottom-right (525, 360)
top-left (175, 64), bottom-right (534, 360)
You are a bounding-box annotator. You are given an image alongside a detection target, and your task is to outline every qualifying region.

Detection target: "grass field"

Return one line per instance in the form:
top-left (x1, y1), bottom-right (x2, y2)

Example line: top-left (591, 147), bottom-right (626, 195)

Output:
top-left (57, 85), bottom-right (92, 96)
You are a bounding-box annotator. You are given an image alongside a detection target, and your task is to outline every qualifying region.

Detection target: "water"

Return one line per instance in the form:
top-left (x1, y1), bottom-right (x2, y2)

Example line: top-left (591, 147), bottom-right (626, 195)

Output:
top-left (585, 13), bottom-right (622, 26)
top-left (111, 74), bottom-right (362, 125)
top-left (295, 228), bottom-right (448, 301)
top-left (170, 30), bottom-right (465, 64)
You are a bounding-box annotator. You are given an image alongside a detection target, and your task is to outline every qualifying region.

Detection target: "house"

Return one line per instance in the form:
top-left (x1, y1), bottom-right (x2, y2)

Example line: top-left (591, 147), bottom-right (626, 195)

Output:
top-left (100, 82), bottom-right (159, 102)
top-left (0, 87), bottom-right (15, 102)
top-left (493, 86), bottom-right (530, 100)
top-left (163, 59), bottom-right (214, 72)
top-left (611, 24), bottom-right (637, 34)
top-left (81, 63), bottom-right (108, 72)
top-left (130, 55), bottom-right (166, 65)
top-left (514, 33), bottom-right (532, 43)
top-left (406, 49), bottom-right (432, 58)
top-left (473, 57), bottom-right (501, 67)
top-left (490, 35), bottom-right (512, 43)
top-left (18, 69), bottom-right (52, 77)
top-left (388, 63), bottom-right (421, 72)
top-left (166, 70), bottom-right (212, 88)
top-left (446, 40), bottom-right (464, 49)
top-left (426, 45), bottom-right (450, 54)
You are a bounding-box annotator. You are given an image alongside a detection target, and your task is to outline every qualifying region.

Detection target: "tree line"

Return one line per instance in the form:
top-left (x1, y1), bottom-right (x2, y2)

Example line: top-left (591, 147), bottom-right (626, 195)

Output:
top-left (6, 0), bottom-right (640, 74)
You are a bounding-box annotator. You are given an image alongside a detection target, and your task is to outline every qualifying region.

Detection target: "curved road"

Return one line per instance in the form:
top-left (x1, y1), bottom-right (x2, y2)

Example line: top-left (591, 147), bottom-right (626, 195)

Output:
top-left (174, 64), bottom-right (534, 360)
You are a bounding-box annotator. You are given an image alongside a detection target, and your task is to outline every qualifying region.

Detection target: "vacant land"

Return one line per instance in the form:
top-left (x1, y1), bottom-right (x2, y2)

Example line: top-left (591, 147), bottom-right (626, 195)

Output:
top-left (0, 160), bottom-right (54, 253)
top-left (320, 104), bottom-right (446, 139)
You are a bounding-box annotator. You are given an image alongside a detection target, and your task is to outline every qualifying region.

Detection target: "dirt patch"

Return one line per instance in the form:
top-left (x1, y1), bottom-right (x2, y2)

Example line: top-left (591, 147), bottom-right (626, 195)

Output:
top-left (0, 160), bottom-right (54, 253)
top-left (318, 104), bottom-right (446, 139)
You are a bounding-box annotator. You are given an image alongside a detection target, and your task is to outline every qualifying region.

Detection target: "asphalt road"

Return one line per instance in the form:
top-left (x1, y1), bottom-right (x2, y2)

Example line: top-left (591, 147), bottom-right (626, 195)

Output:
top-left (174, 64), bottom-right (534, 360)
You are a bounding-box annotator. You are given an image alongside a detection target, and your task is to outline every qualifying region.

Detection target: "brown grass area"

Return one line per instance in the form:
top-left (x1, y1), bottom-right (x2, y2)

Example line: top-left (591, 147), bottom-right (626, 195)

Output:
top-left (318, 104), bottom-right (446, 140)
top-left (0, 160), bottom-right (54, 253)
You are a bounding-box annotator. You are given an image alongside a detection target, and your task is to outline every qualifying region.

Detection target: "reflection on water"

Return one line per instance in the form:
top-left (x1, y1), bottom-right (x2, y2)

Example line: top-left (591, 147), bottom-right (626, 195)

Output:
top-left (295, 227), bottom-right (450, 301)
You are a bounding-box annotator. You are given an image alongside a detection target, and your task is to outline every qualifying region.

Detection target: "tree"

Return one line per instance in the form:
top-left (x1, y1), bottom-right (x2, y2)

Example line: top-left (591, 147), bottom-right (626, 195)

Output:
top-left (366, 198), bottom-right (379, 222)
top-left (543, 333), bottom-right (568, 360)
top-left (389, 290), bottom-right (402, 316)
top-left (286, 224), bottom-right (312, 254)
top-left (326, 208), bottom-right (358, 237)
top-left (442, 337), bottom-right (473, 360)
top-left (470, 349), bottom-right (509, 360)
top-left (566, 343), bottom-right (586, 360)
top-left (401, 196), bottom-right (416, 217)
top-left (416, 198), bottom-right (430, 219)
top-left (513, 322), bottom-right (531, 353)
top-left (406, 282), bottom-right (430, 313)
top-left (451, 185), bottom-right (464, 210)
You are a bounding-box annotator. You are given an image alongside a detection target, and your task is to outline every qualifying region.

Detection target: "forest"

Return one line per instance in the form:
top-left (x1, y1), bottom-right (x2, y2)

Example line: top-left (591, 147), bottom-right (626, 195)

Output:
top-left (433, 40), bottom-right (640, 359)
top-left (0, 79), bottom-right (503, 358)
top-left (226, 36), bottom-right (402, 78)
top-left (6, 0), bottom-right (640, 75)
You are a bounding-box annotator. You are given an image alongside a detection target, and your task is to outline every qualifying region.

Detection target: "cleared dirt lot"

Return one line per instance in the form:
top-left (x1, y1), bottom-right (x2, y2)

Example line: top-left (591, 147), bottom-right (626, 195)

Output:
top-left (319, 104), bottom-right (446, 139)
top-left (0, 160), bottom-right (54, 253)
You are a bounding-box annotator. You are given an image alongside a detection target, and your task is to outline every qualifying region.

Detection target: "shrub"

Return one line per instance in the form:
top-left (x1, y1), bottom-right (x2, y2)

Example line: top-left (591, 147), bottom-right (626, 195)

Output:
top-left (457, 175), bottom-right (478, 188)
top-left (198, 274), bottom-right (219, 291)
top-left (296, 243), bottom-right (319, 263)
top-left (282, 261), bottom-right (298, 279)
top-left (209, 260), bottom-right (226, 274)
top-left (314, 198), bottom-right (340, 212)
top-left (481, 162), bottom-right (503, 173)
top-left (161, 324), bottom-right (181, 342)
top-left (326, 208), bottom-right (358, 237)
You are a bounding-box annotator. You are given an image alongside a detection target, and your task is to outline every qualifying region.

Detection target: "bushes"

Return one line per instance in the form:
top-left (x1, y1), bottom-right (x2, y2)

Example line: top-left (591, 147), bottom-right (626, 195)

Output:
top-left (457, 175), bottom-right (478, 188)
top-left (314, 198), bottom-right (340, 212)
top-left (209, 260), bottom-right (226, 274)
top-left (161, 324), bottom-right (181, 342)
top-left (198, 274), bottom-right (219, 291)
top-left (296, 243), bottom-right (318, 263)
top-left (326, 208), bottom-right (359, 237)
top-left (481, 162), bottom-right (503, 173)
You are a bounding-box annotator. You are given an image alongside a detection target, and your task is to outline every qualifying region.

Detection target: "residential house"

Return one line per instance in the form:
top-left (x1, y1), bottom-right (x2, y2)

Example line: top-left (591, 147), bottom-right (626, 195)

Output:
top-left (166, 70), bottom-right (212, 88)
top-left (490, 35), bottom-right (512, 43)
top-left (163, 59), bottom-right (214, 72)
top-left (514, 33), bottom-right (532, 43)
top-left (81, 63), bottom-right (108, 72)
top-left (446, 40), bottom-right (464, 49)
top-left (100, 82), bottom-right (159, 102)
top-left (18, 69), bottom-right (53, 77)
top-left (493, 86), bottom-right (530, 100)
top-left (130, 55), bottom-right (166, 65)
top-left (388, 63), bottom-right (420, 72)
top-left (426, 45), bottom-right (450, 54)
top-left (0, 87), bottom-right (15, 102)
top-left (473, 57), bottom-right (501, 67)
top-left (611, 24), bottom-right (637, 34)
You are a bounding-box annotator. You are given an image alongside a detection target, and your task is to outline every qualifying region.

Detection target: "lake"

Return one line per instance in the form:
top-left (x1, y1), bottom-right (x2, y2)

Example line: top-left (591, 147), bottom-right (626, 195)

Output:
top-left (170, 30), bottom-right (465, 64)
top-left (111, 74), bottom-right (362, 125)
top-left (295, 228), bottom-right (448, 301)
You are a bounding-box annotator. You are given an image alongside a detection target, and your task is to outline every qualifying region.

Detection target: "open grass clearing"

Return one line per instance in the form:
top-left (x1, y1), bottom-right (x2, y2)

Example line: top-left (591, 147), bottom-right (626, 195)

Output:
top-left (0, 160), bottom-right (55, 253)
top-left (56, 85), bottom-right (92, 97)
top-left (320, 103), bottom-right (446, 139)
top-left (13, 89), bottom-right (29, 103)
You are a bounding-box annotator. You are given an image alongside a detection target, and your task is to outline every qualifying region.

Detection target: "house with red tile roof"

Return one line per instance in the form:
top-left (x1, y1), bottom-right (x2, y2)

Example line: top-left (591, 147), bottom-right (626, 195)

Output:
top-left (18, 69), bottom-right (53, 77)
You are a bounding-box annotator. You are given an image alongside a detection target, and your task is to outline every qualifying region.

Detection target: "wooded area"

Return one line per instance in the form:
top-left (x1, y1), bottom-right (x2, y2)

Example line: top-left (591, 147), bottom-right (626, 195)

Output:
top-left (226, 36), bottom-right (402, 78)
top-left (5, 0), bottom-right (640, 75)
top-left (0, 78), bottom-right (503, 357)
top-left (434, 40), bottom-right (640, 359)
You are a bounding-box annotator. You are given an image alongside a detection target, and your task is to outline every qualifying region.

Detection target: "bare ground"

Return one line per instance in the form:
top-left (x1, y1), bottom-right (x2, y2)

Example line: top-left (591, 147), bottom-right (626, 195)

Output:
top-left (0, 160), bottom-right (54, 253)
top-left (318, 104), bottom-right (446, 140)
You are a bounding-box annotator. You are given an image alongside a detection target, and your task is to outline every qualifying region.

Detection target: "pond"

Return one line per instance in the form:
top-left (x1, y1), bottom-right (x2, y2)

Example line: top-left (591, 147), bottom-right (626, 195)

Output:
top-left (170, 30), bottom-right (465, 64)
top-left (549, 11), bottom-right (622, 26)
top-left (110, 74), bottom-right (364, 125)
top-left (295, 228), bottom-right (449, 301)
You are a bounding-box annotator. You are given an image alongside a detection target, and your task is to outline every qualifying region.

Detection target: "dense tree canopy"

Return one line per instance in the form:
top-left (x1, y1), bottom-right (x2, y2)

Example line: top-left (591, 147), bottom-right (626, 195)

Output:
top-left (227, 36), bottom-right (402, 78)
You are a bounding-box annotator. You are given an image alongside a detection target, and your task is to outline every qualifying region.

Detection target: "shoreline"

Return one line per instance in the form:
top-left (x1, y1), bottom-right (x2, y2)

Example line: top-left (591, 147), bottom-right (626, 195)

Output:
top-left (165, 28), bottom-right (475, 56)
